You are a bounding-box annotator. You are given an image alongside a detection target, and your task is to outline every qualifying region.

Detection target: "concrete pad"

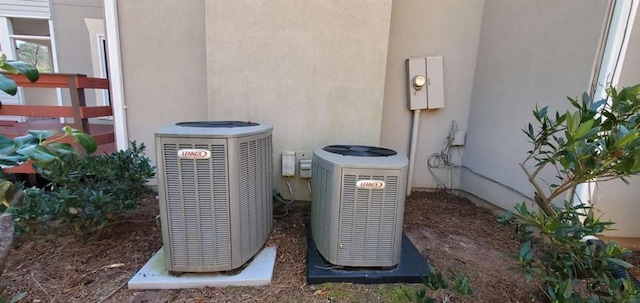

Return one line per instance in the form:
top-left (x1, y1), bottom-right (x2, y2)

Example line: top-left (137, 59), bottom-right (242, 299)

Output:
top-left (128, 246), bottom-right (277, 289)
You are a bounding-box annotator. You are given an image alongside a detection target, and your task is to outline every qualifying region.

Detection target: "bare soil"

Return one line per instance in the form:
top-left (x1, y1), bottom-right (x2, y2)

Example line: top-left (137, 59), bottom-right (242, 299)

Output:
top-left (4, 190), bottom-right (609, 303)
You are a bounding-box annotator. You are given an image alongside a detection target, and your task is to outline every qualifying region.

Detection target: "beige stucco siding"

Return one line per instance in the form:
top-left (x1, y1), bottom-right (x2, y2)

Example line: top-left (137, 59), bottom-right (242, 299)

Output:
top-left (51, 0), bottom-right (103, 108)
top-left (593, 15), bottom-right (640, 238)
top-left (205, 1), bottom-right (392, 200)
top-left (116, 0), bottom-right (209, 170)
top-left (380, 0), bottom-right (485, 190)
top-left (460, 0), bottom-right (609, 211)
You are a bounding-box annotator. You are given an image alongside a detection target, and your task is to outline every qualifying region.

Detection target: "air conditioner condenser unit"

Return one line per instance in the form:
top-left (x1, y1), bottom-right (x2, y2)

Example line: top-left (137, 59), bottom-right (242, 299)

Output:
top-left (311, 145), bottom-right (408, 267)
top-left (155, 121), bottom-right (273, 273)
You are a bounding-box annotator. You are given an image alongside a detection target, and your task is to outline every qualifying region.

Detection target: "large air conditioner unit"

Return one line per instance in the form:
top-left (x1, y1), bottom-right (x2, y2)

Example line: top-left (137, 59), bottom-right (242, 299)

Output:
top-left (311, 145), bottom-right (408, 267)
top-left (155, 121), bottom-right (273, 273)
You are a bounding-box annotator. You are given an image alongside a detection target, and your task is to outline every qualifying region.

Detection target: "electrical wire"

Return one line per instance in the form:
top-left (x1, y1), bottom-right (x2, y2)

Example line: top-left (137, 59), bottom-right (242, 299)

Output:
top-left (307, 179), bottom-right (312, 195)
top-left (426, 120), bottom-right (533, 201)
top-left (427, 120), bottom-right (458, 191)
top-left (285, 177), bottom-right (295, 204)
top-left (272, 177), bottom-right (295, 206)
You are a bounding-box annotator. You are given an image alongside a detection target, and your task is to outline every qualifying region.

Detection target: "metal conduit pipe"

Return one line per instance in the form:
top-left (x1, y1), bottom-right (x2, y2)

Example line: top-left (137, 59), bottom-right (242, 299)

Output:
top-left (406, 109), bottom-right (421, 196)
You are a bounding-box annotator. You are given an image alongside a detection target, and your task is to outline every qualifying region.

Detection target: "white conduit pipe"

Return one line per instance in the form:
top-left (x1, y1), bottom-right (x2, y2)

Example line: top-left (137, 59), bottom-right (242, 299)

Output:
top-left (406, 109), bottom-right (421, 196)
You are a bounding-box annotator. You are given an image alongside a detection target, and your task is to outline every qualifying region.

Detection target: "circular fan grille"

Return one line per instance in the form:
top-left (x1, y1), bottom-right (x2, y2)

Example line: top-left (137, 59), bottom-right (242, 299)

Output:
top-left (175, 121), bottom-right (259, 128)
top-left (323, 145), bottom-right (397, 157)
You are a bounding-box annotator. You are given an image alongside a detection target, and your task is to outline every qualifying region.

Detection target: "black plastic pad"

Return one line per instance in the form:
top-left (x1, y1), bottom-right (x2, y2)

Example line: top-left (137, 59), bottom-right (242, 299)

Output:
top-left (306, 226), bottom-right (430, 284)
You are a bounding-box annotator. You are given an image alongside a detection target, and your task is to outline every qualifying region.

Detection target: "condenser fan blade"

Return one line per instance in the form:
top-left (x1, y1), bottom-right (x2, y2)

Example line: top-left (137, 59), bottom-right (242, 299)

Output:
top-left (323, 145), bottom-right (397, 157)
top-left (176, 121), bottom-right (258, 128)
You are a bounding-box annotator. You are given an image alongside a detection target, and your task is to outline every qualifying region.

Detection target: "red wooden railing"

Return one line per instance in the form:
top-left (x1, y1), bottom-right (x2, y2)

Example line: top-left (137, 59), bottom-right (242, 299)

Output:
top-left (0, 73), bottom-right (113, 174)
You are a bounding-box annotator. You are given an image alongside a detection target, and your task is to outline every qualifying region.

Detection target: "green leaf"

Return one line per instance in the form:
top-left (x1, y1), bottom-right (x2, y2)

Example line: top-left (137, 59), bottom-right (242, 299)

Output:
top-left (620, 125), bottom-right (629, 136)
top-left (9, 291), bottom-right (27, 303)
top-left (29, 130), bottom-right (57, 141)
top-left (0, 181), bottom-right (12, 206)
top-left (3, 60), bottom-right (39, 82)
top-left (0, 180), bottom-right (20, 207)
top-left (16, 144), bottom-right (58, 163)
top-left (0, 153), bottom-right (27, 166)
top-left (565, 110), bottom-right (574, 132)
top-left (0, 73), bottom-right (17, 95)
top-left (574, 119), bottom-right (595, 138)
top-left (539, 106), bottom-right (548, 118)
top-left (62, 125), bottom-right (73, 135)
top-left (591, 98), bottom-right (607, 111)
top-left (562, 279), bottom-right (573, 298)
top-left (606, 257), bottom-right (633, 268)
top-left (627, 83), bottom-right (640, 97)
top-left (12, 134), bottom-right (37, 148)
top-left (519, 241), bottom-right (533, 261)
top-left (613, 132), bottom-right (638, 149)
top-left (47, 142), bottom-right (74, 155)
top-left (72, 132), bottom-right (97, 154)
top-left (0, 135), bottom-right (16, 154)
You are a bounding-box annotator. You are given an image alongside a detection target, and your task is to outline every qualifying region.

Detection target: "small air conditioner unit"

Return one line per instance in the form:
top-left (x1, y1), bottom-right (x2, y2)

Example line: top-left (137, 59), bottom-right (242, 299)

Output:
top-left (311, 145), bottom-right (408, 267)
top-left (155, 121), bottom-right (273, 273)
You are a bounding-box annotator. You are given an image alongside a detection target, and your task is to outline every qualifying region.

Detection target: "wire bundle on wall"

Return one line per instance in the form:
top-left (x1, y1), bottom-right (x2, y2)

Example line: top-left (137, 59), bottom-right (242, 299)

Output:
top-left (427, 120), bottom-right (458, 191)
top-left (427, 120), bottom-right (532, 200)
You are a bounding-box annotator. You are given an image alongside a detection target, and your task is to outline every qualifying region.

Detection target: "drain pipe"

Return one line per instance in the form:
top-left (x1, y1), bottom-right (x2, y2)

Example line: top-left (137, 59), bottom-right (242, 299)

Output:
top-left (407, 109), bottom-right (421, 196)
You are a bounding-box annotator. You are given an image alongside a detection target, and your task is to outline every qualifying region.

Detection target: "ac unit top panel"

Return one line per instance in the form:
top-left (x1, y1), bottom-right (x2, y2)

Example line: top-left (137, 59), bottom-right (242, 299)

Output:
top-left (313, 146), bottom-right (408, 168)
top-left (156, 121), bottom-right (272, 138)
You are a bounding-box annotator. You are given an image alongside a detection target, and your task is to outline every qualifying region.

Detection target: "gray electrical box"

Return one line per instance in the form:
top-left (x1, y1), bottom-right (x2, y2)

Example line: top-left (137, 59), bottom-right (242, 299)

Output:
top-left (406, 56), bottom-right (445, 110)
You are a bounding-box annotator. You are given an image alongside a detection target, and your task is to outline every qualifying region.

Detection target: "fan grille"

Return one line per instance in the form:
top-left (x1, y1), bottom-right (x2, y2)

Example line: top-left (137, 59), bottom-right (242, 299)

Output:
top-left (162, 142), bottom-right (231, 269)
top-left (323, 145), bottom-right (397, 157)
top-left (175, 121), bottom-right (258, 128)
top-left (338, 173), bottom-right (400, 265)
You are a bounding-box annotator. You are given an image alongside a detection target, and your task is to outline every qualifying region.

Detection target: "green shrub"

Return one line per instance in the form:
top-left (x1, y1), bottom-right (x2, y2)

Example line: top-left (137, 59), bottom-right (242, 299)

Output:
top-left (500, 201), bottom-right (638, 302)
top-left (10, 142), bottom-right (155, 232)
top-left (405, 266), bottom-right (474, 302)
top-left (507, 84), bottom-right (640, 302)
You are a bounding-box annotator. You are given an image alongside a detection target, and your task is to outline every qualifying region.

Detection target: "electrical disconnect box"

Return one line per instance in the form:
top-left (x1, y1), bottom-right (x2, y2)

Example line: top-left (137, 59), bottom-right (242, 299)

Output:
top-left (297, 151), bottom-right (312, 178)
top-left (406, 56), bottom-right (445, 110)
top-left (282, 151), bottom-right (295, 176)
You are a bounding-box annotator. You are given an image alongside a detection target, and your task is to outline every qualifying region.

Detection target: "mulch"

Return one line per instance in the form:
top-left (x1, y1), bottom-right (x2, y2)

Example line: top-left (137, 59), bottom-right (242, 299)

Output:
top-left (2, 190), bottom-right (636, 302)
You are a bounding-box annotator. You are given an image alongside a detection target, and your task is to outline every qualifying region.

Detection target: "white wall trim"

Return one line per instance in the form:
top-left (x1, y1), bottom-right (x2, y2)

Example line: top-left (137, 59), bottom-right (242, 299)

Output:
top-left (48, 19), bottom-right (65, 123)
top-left (0, 17), bottom-right (14, 59)
top-left (575, 0), bottom-right (639, 206)
top-left (103, 0), bottom-right (128, 150)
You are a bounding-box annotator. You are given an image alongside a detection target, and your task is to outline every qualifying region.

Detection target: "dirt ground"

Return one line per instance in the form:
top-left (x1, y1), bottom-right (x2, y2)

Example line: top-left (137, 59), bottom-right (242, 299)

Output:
top-left (2, 191), bottom-right (636, 302)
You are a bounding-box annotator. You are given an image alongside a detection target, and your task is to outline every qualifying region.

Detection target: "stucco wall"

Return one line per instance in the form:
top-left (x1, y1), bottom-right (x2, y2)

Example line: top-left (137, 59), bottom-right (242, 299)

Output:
top-left (51, 0), bottom-right (103, 107)
top-left (460, 0), bottom-right (608, 211)
top-left (205, 1), bottom-right (392, 200)
top-left (380, 0), bottom-right (484, 190)
top-left (593, 15), bottom-right (640, 238)
top-left (117, 0), bottom-right (208, 170)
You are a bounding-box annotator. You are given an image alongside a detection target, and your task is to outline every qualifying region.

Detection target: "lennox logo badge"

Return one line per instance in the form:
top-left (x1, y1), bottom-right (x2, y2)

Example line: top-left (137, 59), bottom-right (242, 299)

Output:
top-left (356, 180), bottom-right (386, 190)
top-left (177, 149), bottom-right (211, 160)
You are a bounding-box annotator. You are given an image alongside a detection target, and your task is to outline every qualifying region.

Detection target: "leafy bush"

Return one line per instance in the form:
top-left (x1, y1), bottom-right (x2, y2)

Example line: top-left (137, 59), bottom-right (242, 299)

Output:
top-left (500, 202), bottom-right (638, 302)
top-left (405, 266), bottom-right (474, 302)
top-left (9, 142), bottom-right (155, 232)
top-left (521, 84), bottom-right (640, 217)
top-left (503, 83), bottom-right (640, 302)
top-left (0, 51), bottom-right (39, 103)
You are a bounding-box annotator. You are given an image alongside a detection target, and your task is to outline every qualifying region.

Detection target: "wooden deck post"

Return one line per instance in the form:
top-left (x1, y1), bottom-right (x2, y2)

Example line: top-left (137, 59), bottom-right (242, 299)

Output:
top-left (68, 76), bottom-right (89, 133)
